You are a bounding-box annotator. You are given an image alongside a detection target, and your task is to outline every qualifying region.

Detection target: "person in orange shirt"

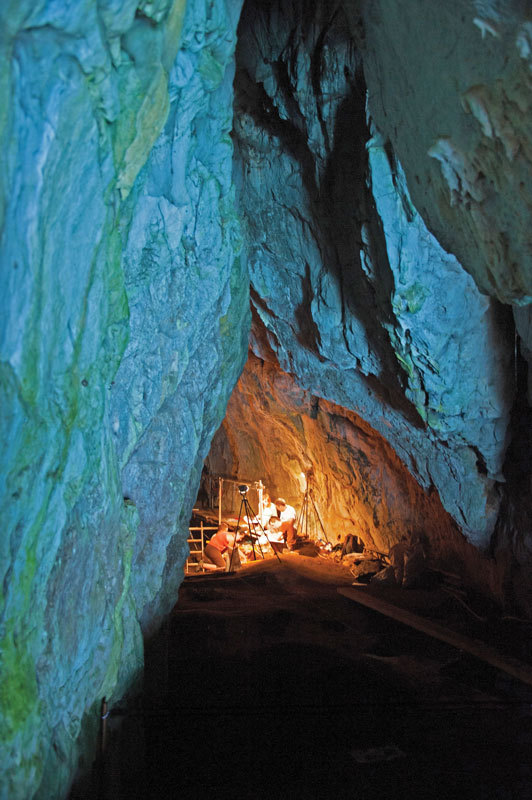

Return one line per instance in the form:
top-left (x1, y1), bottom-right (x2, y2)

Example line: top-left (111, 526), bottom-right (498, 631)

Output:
top-left (203, 523), bottom-right (242, 571)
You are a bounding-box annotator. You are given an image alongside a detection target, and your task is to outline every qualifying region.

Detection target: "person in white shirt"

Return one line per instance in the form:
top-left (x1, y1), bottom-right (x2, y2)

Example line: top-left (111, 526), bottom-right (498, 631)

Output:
top-left (260, 492), bottom-right (277, 527)
top-left (259, 492), bottom-right (284, 552)
top-left (245, 491), bottom-right (276, 542)
top-left (274, 497), bottom-right (297, 551)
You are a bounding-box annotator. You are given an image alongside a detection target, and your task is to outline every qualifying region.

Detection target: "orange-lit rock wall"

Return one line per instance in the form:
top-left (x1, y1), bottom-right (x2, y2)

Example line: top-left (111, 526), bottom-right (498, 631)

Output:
top-left (208, 349), bottom-right (505, 602)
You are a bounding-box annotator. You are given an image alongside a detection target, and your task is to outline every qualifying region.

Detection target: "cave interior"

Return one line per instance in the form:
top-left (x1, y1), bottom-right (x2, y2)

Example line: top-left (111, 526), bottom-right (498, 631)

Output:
top-left (2, 0), bottom-right (532, 797)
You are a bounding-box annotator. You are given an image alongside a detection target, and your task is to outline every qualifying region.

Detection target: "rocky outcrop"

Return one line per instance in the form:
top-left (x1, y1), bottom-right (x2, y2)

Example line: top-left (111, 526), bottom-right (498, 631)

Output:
top-left (359, 1), bottom-right (532, 588)
top-left (360, 0), bottom-right (532, 308)
top-left (0, 1), bottom-right (247, 796)
top-left (209, 349), bottom-right (505, 599)
top-left (233, 0), bottom-right (515, 547)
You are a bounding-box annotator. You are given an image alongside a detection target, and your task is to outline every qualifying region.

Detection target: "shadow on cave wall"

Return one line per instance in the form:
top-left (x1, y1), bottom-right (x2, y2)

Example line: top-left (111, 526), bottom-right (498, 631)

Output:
top-left (234, 0), bottom-right (426, 429)
top-left (492, 335), bottom-right (532, 612)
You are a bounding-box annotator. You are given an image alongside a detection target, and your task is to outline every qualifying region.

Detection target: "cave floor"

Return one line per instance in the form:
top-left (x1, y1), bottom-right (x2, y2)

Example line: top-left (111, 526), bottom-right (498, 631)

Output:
top-left (142, 555), bottom-right (532, 800)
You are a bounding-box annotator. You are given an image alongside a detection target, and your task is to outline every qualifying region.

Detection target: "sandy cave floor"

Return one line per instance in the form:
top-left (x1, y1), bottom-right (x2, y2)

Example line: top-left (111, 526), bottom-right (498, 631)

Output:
top-left (140, 552), bottom-right (532, 800)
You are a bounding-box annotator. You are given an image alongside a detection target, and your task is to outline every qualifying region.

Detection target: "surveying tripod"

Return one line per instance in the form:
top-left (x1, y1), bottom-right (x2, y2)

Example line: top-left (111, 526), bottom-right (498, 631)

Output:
top-left (296, 471), bottom-right (330, 544)
top-left (228, 485), bottom-right (281, 571)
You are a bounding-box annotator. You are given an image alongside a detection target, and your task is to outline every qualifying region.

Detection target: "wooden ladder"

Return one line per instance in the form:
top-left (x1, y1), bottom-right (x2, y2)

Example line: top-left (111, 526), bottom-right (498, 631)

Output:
top-left (185, 523), bottom-right (218, 574)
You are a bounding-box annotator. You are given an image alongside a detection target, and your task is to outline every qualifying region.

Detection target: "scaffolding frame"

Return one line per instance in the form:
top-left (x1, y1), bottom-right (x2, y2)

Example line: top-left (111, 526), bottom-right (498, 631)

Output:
top-left (185, 522), bottom-right (219, 574)
top-left (187, 477), bottom-right (265, 574)
top-left (200, 475), bottom-right (265, 524)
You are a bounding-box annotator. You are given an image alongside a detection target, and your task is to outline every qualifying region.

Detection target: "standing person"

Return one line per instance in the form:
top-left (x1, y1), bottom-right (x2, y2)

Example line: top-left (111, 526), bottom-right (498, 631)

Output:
top-left (275, 498), bottom-right (298, 551)
top-left (203, 523), bottom-right (242, 571)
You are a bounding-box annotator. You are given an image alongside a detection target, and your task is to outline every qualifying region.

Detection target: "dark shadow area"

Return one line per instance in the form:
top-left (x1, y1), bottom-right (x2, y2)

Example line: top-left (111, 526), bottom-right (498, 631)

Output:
top-left (70, 560), bottom-right (532, 798)
top-left (234, 0), bottom-right (427, 430)
top-left (492, 325), bottom-right (532, 615)
top-left (141, 564), bottom-right (532, 800)
top-left (67, 691), bottom-right (147, 800)
top-left (293, 261), bottom-right (324, 353)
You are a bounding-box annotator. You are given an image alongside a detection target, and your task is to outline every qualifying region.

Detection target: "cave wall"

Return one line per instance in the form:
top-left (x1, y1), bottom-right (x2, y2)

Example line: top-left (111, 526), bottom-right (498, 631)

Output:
top-left (212, 0), bottom-right (532, 609)
top-left (209, 350), bottom-right (505, 600)
top-left (0, 1), bottom-right (247, 797)
top-left (360, 0), bottom-right (532, 308)
top-left (233, 0), bottom-right (516, 548)
top-left (359, 0), bottom-right (532, 581)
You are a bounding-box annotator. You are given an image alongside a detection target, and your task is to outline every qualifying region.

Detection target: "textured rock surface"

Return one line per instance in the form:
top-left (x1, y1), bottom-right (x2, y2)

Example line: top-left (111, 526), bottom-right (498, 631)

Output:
top-left (209, 350), bottom-right (506, 601)
top-left (360, 0), bottom-right (532, 395)
top-left (361, 0), bottom-right (532, 306)
top-left (2, 0), bottom-right (532, 796)
top-left (0, 1), bottom-right (247, 796)
top-left (234, 0), bottom-right (514, 545)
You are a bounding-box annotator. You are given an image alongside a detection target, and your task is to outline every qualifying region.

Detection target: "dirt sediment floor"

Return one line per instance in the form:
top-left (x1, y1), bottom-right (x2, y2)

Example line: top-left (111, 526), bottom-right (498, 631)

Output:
top-left (142, 554), bottom-right (532, 799)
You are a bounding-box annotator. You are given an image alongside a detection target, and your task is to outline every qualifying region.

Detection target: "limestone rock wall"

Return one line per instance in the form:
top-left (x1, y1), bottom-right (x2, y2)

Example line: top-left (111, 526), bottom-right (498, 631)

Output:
top-left (358, 0), bottom-right (532, 578)
top-left (209, 350), bottom-right (504, 600)
top-left (0, 1), bottom-right (247, 797)
top-left (233, 0), bottom-right (515, 549)
top-left (360, 0), bottom-right (532, 307)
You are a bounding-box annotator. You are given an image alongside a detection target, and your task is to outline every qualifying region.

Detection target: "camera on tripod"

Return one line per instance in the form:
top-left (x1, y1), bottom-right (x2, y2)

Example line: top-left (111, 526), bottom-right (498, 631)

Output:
top-left (226, 481), bottom-right (281, 569)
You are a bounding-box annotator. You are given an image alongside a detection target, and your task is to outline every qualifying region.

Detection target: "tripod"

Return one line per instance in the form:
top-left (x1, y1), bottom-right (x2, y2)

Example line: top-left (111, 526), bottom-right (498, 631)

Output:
top-left (228, 487), bottom-right (281, 571)
top-left (296, 473), bottom-right (330, 544)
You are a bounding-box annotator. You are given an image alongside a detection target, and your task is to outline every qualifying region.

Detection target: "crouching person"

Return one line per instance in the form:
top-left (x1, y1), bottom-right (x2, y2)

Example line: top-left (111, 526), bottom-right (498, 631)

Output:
top-left (274, 498), bottom-right (297, 551)
top-left (204, 523), bottom-right (242, 572)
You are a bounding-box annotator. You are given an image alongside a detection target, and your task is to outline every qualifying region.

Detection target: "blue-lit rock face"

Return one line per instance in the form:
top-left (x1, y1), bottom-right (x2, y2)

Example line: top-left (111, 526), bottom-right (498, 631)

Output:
top-left (358, 0), bottom-right (532, 453)
top-left (0, 1), bottom-right (247, 796)
top-left (360, 0), bottom-right (532, 308)
top-left (233, 0), bottom-right (514, 546)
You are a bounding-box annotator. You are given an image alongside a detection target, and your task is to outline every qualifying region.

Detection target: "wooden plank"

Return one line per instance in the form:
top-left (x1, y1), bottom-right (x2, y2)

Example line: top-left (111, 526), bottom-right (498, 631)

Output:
top-left (188, 526), bottom-right (218, 532)
top-left (338, 586), bottom-right (532, 689)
